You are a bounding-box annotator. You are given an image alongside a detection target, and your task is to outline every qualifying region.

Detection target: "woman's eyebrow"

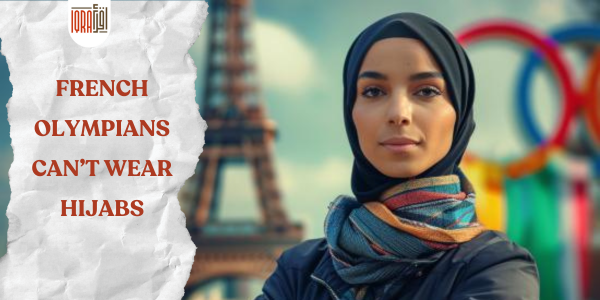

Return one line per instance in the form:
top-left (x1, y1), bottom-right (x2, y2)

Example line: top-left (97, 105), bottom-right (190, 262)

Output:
top-left (358, 71), bottom-right (386, 80)
top-left (409, 71), bottom-right (443, 81)
top-left (357, 71), bottom-right (443, 81)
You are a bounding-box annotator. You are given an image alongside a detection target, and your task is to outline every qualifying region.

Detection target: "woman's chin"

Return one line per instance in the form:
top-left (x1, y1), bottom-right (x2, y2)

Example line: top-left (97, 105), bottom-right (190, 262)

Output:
top-left (377, 163), bottom-right (427, 179)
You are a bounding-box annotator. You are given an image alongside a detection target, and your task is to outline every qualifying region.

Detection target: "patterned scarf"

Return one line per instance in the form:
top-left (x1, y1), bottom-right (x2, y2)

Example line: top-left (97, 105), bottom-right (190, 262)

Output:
top-left (324, 169), bottom-right (487, 299)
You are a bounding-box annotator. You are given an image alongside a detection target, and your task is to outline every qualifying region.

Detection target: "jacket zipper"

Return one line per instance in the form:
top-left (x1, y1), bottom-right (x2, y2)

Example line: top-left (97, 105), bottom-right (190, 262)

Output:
top-left (310, 274), bottom-right (341, 300)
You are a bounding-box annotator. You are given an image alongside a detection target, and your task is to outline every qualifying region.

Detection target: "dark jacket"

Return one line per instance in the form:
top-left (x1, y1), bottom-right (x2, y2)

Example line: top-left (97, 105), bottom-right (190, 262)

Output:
top-left (255, 230), bottom-right (539, 300)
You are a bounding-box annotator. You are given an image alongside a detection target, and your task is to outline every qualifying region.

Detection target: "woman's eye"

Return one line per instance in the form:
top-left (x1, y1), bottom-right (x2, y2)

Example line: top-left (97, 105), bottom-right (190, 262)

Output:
top-left (415, 86), bottom-right (442, 98)
top-left (361, 86), bottom-right (386, 98)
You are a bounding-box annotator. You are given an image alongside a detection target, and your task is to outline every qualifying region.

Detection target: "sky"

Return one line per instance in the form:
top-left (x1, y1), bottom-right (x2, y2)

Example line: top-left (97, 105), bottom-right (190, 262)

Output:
top-left (0, 0), bottom-right (596, 256)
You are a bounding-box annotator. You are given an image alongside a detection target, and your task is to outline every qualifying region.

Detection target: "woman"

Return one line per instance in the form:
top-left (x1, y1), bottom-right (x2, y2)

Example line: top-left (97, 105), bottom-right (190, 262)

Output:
top-left (256, 12), bottom-right (539, 300)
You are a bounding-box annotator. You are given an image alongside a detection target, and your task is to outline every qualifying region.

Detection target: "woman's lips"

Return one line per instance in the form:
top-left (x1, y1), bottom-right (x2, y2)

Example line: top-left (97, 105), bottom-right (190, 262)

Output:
top-left (380, 136), bottom-right (420, 153)
top-left (381, 142), bottom-right (418, 153)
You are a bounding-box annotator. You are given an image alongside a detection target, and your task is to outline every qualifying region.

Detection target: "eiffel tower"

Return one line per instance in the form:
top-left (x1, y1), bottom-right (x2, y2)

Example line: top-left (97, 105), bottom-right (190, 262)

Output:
top-left (185, 0), bottom-right (303, 298)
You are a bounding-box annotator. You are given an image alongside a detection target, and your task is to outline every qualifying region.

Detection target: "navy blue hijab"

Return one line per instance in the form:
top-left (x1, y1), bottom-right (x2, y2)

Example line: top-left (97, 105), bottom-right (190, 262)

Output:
top-left (344, 12), bottom-right (477, 202)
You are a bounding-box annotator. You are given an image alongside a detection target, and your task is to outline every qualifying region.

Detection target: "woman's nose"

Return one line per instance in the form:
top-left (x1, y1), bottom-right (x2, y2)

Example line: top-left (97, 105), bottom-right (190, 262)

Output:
top-left (387, 91), bottom-right (412, 126)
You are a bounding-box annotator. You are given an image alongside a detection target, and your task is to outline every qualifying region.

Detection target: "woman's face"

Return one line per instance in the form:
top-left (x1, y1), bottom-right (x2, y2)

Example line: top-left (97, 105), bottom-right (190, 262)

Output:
top-left (352, 37), bottom-right (456, 178)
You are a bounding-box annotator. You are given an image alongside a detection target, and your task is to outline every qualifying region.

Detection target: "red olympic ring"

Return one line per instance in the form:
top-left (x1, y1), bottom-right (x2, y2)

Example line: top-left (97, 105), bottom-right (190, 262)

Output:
top-left (456, 21), bottom-right (581, 178)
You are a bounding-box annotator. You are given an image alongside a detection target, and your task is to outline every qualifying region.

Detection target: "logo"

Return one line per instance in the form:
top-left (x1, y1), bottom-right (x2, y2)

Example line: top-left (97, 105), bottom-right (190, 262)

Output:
top-left (68, 0), bottom-right (111, 47)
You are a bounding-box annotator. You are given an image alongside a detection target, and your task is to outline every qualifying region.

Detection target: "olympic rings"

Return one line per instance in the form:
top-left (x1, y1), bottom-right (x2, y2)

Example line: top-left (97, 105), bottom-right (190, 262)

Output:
top-left (517, 24), bottom-right (600, 150)
top-left (457, 21), bottom-right (579, 178)
top-left (456, 22), bottom-right (597, 300)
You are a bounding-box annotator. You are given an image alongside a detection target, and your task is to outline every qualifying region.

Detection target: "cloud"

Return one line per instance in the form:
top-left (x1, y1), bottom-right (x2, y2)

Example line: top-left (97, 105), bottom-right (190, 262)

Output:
top-left (253, 18), bottom-right (318, 93)
top-left (531, 0), bottom-right (586, 25)
top-left (276, 156), bottom-right (352, 238)
top-left (277, 156), bottom-right (351, 198)
top-left (536, 0), bottom-right (567, 22)
top-left (188, 17), bottom-right (317, 95)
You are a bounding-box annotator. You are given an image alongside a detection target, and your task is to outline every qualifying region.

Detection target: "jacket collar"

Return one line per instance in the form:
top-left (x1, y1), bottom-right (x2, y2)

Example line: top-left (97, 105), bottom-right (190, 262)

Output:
top-left (310, 248), bottom-right (352, 300)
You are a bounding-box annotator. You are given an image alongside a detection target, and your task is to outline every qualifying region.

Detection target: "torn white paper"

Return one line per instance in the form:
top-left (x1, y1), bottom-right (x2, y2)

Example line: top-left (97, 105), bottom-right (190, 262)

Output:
top-left (0, 1), bottom-right (208, 299)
